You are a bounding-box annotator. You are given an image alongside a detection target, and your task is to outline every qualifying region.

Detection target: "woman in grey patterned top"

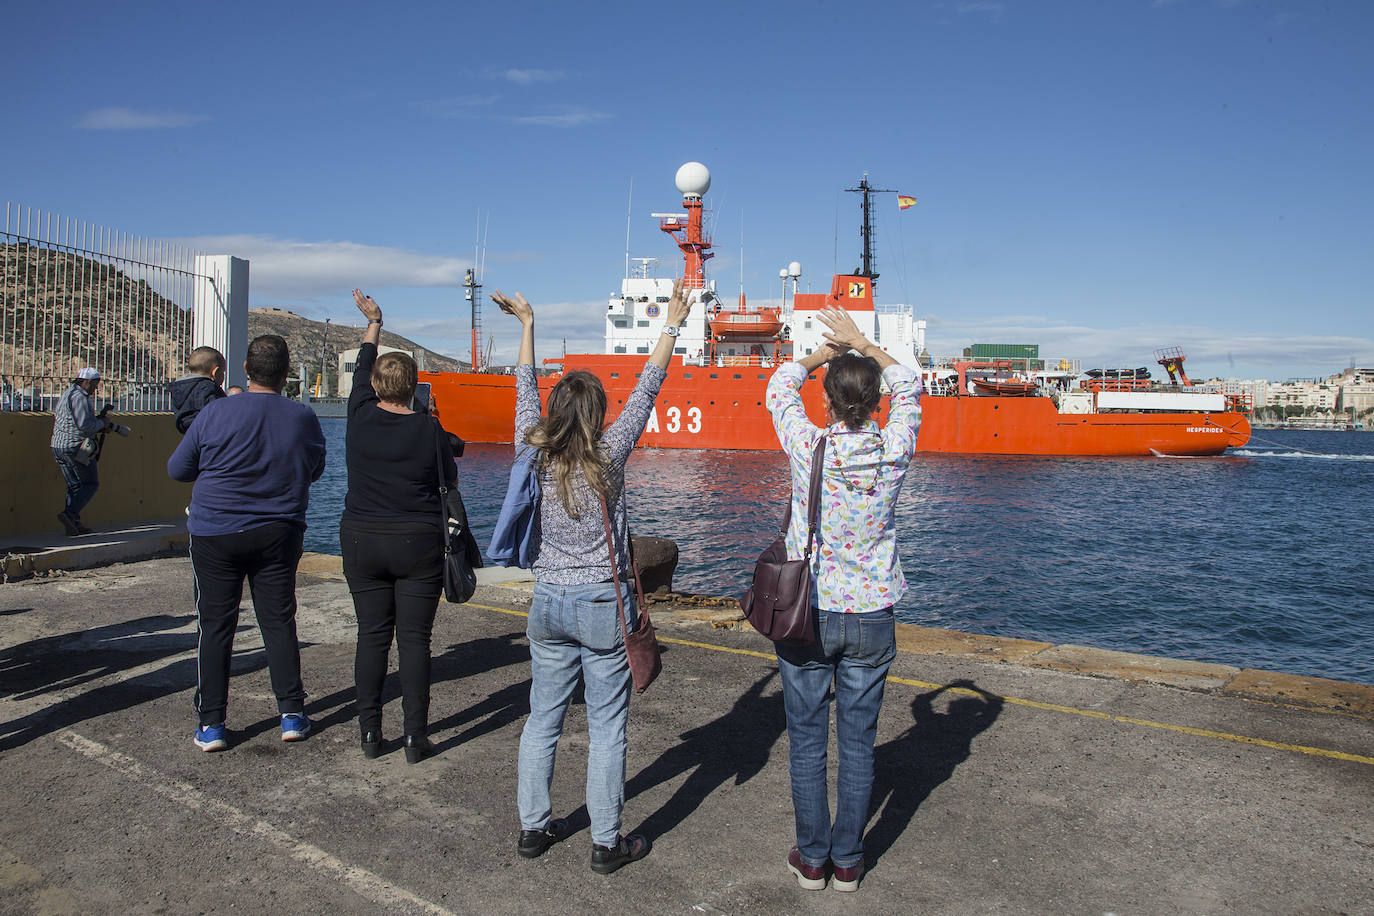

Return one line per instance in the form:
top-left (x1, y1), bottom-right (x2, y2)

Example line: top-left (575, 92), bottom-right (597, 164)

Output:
top-left (492, 281), bottom-right (689, 875)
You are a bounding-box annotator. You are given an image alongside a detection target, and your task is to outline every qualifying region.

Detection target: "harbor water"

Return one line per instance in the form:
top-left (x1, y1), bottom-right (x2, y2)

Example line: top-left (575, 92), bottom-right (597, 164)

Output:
top-left (305, 424), bottom-right (1374, 685)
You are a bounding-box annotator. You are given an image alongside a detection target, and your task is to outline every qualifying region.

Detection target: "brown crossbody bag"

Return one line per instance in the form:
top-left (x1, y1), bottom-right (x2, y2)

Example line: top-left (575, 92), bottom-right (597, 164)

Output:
top-left (597, 492), bottom-right (662, 693)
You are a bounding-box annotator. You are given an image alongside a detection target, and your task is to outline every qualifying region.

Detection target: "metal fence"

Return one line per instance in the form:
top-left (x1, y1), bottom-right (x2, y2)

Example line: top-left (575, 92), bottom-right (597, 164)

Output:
top-left (1, 203), bottom-right (206, 411)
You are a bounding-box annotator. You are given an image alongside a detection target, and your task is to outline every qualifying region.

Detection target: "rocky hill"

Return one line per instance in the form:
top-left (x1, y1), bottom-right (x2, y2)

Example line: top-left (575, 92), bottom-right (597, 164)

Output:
top-left (2, 242), bottom-right (188, 387)
top-left (249, 307), bottom-right (466, 395)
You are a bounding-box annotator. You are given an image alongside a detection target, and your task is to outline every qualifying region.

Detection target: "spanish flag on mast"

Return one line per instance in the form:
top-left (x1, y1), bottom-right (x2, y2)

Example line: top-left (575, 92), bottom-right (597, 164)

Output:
top-left (897, 195), bottom-right (917, 210)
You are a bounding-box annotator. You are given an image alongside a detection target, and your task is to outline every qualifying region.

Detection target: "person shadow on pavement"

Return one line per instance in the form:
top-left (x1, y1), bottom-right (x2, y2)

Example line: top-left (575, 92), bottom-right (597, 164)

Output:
top-left (0, 614), bottom-right (275, 752)
top-left (293, 631), bottom-right (532, 755)
top-left (863, 679), bottom-right (1004, 867)
top-left (621, 668), bottom-right (786, 844)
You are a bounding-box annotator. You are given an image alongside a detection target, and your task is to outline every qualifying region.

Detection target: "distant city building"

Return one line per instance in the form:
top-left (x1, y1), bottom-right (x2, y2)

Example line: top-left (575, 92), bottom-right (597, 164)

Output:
top-left (1335, 368), bottom-right (1374, 417)
top-left (337, 345), bottom-right (415, 395)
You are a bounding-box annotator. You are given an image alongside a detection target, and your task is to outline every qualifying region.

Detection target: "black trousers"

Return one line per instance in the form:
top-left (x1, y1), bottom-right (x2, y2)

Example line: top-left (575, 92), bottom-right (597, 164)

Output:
top-left (190, 522), bottom-right (307, 727)
top-left (340, 521), bottom-right (443, 737)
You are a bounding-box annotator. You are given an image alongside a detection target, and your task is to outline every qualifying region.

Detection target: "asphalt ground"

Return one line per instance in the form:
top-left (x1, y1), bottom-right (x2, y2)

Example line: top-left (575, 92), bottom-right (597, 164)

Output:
top-left (1, 556), bottom-right (1371, 915)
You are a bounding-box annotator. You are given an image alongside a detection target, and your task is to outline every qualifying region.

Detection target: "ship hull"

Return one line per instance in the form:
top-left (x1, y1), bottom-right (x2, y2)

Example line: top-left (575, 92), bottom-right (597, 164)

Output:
top-left (422, 357), bottom-right (1251, 456)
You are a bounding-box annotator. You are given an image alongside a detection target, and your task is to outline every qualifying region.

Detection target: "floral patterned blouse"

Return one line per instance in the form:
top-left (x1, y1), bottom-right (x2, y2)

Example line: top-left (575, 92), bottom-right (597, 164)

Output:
top-left (765, 361), bottom-right (922, 613)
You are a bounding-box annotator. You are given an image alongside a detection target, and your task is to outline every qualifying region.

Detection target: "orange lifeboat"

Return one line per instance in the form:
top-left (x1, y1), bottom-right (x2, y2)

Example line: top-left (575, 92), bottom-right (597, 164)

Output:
top-left (709, 307), bottom-right (784, 338)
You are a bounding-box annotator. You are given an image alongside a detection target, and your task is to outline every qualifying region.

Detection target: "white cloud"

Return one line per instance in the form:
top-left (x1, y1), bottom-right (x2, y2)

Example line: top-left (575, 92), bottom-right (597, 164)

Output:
top-left (387, 298), bottom-right (605, 365)
top-left (179, 234), bottom-right (472, 299)
top-left (511, 107), bottom-right (611, 128)
top-left (501, 69), bottom-right (566, 85)
top-left (77, 107), bottom-right (209, 130)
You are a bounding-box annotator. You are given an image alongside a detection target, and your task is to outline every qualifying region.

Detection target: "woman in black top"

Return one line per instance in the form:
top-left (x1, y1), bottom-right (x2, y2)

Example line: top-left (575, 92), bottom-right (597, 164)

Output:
top-left (341, 289), bottom-right (456, 763)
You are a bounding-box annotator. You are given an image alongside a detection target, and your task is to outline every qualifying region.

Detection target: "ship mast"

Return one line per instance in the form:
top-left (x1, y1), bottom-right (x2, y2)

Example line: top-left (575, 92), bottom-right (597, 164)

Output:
top-left (660, 162), bottom-right (714, 289)
top-left (845, 172), bottom-right (895, 290)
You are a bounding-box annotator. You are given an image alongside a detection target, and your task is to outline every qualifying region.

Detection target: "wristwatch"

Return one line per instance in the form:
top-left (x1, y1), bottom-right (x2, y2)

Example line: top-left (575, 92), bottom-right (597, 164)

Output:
top-left (663, 324), bottom-right (680, 338)
top-left (368, 318), bottom-right (383, 327)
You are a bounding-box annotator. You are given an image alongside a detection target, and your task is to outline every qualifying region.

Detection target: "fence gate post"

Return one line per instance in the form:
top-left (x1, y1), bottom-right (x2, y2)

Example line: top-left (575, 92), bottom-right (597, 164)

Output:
top-left (192, 255), bottom-right (250, 389)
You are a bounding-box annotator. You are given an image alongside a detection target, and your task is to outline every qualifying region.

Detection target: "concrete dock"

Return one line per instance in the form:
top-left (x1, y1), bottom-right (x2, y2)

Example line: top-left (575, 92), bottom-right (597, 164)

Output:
top-left (1, 540), bottom-right (1371, 914)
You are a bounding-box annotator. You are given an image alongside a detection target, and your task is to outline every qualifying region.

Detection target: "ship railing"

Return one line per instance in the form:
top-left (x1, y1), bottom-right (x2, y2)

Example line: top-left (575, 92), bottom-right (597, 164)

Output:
top-left (712, 355), bottom-right (777, 368)
top-left (1225, 393), bottom-right (1253, 413)
top-left (933, 356), bottom-right (1081, 375)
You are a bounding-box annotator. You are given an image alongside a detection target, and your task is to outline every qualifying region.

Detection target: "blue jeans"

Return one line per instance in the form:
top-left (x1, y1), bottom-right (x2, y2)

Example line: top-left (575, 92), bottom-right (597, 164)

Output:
top-left (518, 580), bottom-right (636, 847)
top-left (52, 447), bottom-right (99, 520)
top-left (776, 608), bottom-right (896, 869)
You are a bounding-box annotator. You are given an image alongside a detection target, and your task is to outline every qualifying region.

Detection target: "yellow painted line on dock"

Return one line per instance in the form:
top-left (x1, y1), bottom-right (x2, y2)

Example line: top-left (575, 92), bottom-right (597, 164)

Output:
top-left (885, 676), bottom-right (1374, 766)
top-left (466, 601), bottom-right (1374, 768)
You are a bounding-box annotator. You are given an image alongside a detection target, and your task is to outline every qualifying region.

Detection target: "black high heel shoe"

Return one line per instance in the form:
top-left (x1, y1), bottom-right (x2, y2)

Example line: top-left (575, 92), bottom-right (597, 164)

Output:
top-left (403, 735), bottom-right (434, 764)
top-left (361, 730), bottom-right (382, 759)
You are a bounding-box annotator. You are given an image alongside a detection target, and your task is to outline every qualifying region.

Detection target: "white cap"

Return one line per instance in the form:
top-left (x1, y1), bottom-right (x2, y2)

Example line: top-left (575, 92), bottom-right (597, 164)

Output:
top-left (77, 367), bottom-right (101, 380)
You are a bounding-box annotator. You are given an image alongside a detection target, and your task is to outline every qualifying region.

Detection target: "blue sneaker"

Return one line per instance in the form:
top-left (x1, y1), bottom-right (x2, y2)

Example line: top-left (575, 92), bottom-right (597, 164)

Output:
top-left (194, 723), bottom-right (228, 752)
top-left (280, 713), bottom-right (312, 742)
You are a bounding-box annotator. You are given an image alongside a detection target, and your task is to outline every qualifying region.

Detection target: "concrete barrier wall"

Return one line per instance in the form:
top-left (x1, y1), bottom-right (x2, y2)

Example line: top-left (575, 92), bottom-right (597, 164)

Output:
top-left (2, 412), bottom-right (190, 538)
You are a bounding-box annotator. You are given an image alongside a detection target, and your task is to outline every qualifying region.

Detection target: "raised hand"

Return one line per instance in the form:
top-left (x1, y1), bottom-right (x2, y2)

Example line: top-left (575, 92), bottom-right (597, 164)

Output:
top-left (491, 290), bottom-right (534, 325)
top-left (352, 289), bottom-right (382, 321)
top-left (818, 304), bottom-right (869, 354)
top-left (665, 277), bottom-right (691, 327)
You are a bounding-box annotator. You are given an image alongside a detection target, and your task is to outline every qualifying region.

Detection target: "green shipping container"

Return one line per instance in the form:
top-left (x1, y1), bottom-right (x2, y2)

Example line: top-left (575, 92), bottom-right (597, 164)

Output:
top-left (968, 343), bottom-right (1040, 359)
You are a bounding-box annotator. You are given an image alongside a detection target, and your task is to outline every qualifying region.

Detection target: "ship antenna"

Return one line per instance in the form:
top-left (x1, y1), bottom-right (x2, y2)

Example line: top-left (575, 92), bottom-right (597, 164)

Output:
top-left (739, 211), bottom-right (744, 303)
top-left (845, 172), bottom-right (896, 290)
top-left (624, 177), bottom-right (634, 280)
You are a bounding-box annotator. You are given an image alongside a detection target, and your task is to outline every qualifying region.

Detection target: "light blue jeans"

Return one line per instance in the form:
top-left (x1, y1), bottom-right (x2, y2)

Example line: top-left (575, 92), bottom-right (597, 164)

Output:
top-left (776, 608), bottom-right (896, 869)
top-left (518, 580), bottom-right (635, 847)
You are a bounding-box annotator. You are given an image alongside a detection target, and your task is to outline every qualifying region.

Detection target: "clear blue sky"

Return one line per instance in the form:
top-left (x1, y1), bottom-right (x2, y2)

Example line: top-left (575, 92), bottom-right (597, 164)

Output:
top-left (4, 0), bottom-right (1370, 379)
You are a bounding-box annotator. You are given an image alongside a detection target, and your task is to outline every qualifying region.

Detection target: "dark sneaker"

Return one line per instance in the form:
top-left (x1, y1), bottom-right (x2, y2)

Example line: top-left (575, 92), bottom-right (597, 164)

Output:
top-left (75, 524), bottom-right (94, 535)
top-left (518, 818), bottom-right (571, 859)
top-left (787, 846), bottom-right (827, 890)
top-left (590, 833), bottom-right (650, 875)
top-left (56, 511), bottom-right (79, 536)
top-left (280, 713), bottom-right (312, 741)
top-left (194, 723), bottom-right (228, 752)
top-left (832, 860), bottom-right (864, 892)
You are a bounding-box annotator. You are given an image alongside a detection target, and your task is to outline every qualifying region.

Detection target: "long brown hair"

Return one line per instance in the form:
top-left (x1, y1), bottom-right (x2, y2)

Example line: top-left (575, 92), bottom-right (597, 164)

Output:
top-left (523, 370), bottom-right (608, 517)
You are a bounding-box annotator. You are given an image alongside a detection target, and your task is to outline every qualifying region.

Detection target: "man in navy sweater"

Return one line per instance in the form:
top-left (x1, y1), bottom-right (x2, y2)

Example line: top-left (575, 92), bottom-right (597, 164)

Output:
top-left (169, 335), bottom-right (327, 752)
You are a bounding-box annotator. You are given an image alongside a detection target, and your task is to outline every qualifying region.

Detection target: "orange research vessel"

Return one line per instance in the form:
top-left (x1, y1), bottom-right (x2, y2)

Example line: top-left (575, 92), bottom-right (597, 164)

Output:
top-left (421, 164), bottom-right (1250, 457)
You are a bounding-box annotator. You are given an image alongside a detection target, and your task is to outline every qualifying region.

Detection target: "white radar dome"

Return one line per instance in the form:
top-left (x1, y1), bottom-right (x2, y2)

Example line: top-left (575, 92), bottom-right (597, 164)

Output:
top-left (675, 162), bottom-right (711, 199)
top-left (788, 261), bottom-right (802, 277)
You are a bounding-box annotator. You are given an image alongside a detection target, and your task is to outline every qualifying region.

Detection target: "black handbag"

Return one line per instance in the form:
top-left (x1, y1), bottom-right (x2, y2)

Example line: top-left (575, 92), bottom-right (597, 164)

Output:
top-left (740, 435), bottom-right (827, 645)
top-left (434, 427), bottom-right (477, 603)
top-left (598, 491), bottom-right (662, 693)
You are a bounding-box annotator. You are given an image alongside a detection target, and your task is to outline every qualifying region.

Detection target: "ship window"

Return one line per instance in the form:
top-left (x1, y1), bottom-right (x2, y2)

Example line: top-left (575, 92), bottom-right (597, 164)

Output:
top-left (733, 374), bottom-right (742, 379)
top-left (612, 319), bottom-right (628, 328)
top-left (709, 373), bottom-right (719, 379)
top-left (609, 373), bottom-right (619, 378)
top-left (805, 348), bottom-right (813, 355)
top-left (804, 320), bottom-right (812, 328)
top-left (636, 346), bottom-right (649, 353)
top-left (614, 346), bottom-right (626, 353)
top-left (674, 347), bottom-right (686, 354)
top-left (656, 296), bottom-right (670, 303)
top-left (683, 373), bottom-right (692, 379)
top-left (637, 320), bottom-right (650, 327)
top-left (757, 374), bottom-right (765, 379)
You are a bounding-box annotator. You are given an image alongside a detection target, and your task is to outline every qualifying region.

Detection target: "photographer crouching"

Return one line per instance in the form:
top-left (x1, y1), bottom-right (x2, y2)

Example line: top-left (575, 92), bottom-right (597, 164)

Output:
top-left (50, 367), bottom-right (131, 536)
